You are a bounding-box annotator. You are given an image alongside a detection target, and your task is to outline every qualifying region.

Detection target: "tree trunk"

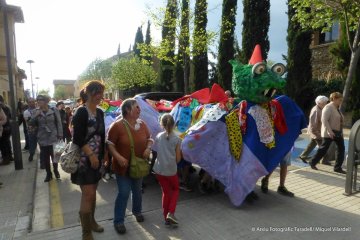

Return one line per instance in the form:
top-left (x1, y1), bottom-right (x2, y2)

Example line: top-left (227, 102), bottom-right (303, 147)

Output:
top-left (184, 57), bottom-right (190, 94)
top-left (341, 46), bottom-right (360, 113)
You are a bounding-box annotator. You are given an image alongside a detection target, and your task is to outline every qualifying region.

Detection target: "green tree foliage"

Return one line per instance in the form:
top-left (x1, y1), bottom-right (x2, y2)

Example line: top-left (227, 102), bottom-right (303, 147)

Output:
top-left (193, 0), bottom-right (209, 90)
top-left (330, 23), bottom-right (360, 123)
top-left (54, 85), bottom-right (66, 100)
top-left (38, 89), bottom-right (50, 97)
top-left (176, 0), bottom-right (190, 93)
top-left (241, 0), bottom-right (270, 63)
top-left (159, 0), bottom-right (178, 91)
top-left (133, 26), bottom-right (144, 59)
top-left (289, 0), bottom-right (360, 112)
top-left (78, 58), bottom-right (112, 84)
top-left (285, 1), bottom-right (312, 113)
top-left (233, 38), bottom-right (243, 61)
top-left (141, 0), bottom-right (217, 93)
top-left (217, 0), bottom-right (238, 91)
top-left (111, 57), bottom-right (157, 94)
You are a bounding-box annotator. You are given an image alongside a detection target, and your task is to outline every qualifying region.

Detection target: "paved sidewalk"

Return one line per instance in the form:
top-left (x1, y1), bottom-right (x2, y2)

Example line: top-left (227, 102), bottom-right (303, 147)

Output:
top-left (0, 150), bottom-right (38, 239)
top-left (14, 164), bottom-right (360, 240)
top-left (2, 128), bottom-right (360, 240)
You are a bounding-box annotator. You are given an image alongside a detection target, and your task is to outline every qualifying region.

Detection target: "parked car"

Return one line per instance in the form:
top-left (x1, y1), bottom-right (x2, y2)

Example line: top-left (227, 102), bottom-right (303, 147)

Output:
top-left (135, 92), bottom-right (183, 102)
top-left (48, 100), bottom-right (57, 108)
top-left (135, 92), bottom-right (184, 113)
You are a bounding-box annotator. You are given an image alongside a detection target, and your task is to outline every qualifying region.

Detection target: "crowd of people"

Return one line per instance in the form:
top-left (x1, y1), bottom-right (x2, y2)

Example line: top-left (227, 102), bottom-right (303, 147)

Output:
top-left (0, 80), bottom-right (349, 239)
top-left (0, 93), bottom-right (75, 183)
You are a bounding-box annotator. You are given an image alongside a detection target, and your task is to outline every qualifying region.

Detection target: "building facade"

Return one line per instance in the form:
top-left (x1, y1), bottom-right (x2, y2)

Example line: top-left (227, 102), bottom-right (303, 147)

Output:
top-left (310, 23), bottom-right (343, 81)
top-left (53, 79), bottom-right (76, 100)
top-left (0, 1), bottom-right (25, 104)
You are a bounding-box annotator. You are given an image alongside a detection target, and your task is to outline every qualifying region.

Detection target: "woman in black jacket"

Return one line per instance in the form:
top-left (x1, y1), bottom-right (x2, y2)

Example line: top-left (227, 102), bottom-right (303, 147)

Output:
top-left (71, 80), bottom-right (105, 240)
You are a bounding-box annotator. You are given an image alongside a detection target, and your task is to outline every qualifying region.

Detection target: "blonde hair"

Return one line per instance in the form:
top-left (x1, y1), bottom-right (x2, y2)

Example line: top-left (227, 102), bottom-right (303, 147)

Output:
top-left (160, 113), bottom-right (175, 140)
top-left (329, 92), bottom-right (343, 101)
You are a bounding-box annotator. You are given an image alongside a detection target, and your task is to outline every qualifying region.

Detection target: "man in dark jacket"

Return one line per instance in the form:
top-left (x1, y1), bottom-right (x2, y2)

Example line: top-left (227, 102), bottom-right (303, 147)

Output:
top-left (0, 95), bottom-right (13, 165)
top-left (56, 101), bottom-right (67, 141)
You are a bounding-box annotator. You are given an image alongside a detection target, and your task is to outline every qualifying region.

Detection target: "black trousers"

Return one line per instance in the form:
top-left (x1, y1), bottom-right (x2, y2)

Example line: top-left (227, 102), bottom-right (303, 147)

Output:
top-left (0, 131), bottom-right (12, 161)
top-left (310, 136), bottom-right (345, 170)
top-left (40, 145), bottom-right (55, 175)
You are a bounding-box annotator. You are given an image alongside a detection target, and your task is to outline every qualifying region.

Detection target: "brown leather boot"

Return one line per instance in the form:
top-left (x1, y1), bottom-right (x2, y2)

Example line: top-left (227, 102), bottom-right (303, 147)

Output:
top-left (79, 212), bottom-right (94, 240)
top-left (91, 202), bottom-right (104, 232)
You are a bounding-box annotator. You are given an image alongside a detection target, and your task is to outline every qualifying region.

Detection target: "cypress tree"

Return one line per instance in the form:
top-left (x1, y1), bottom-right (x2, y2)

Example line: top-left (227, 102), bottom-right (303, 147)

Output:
top-left (176, 0), bottom-right (190, 93)
top-left (144, 21), bottom-right (152, 64)
top-left (117, 43), bottom-right (121, 56)
top-left (286, 1), bottom-right (312, 112)
top-left (133, 26), bottom-right (144, 59)
top-left (217, 0), bottom-right (238, 91)
top-left (145, 21), bottom-right (151, 45)
top-left (241, 0), bottom-right (270, 63)
top-left (193, 0), bottom-right (209, 90)
top-left (160, 0), bottom-right (177, 91)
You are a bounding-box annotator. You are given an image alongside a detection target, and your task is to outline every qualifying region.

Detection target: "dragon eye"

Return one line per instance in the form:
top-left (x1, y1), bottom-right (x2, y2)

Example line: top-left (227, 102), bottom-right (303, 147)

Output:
top-left (271, 63), bottom-right (286, 76)
top-left (252, 62), bottom-right (267, 75)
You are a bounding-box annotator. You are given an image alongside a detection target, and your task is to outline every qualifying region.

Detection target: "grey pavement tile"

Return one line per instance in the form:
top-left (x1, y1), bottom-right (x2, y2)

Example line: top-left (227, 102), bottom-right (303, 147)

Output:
top-left (0, 138), bottom-right (38, 240)
top-left (7, 129), bottom-right (360, 240)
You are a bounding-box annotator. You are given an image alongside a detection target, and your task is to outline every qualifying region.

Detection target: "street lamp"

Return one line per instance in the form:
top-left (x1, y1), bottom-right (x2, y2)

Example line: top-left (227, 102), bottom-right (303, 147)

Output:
top-left (35, 77), bottom-right (40, 98)
top-left (26, 59), bottom-right (34, 98)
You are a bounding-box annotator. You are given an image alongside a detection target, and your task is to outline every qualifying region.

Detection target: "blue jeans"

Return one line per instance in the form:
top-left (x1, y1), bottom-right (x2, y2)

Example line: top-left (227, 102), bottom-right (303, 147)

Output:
top-left (114, 174), bottom-right (143, 225)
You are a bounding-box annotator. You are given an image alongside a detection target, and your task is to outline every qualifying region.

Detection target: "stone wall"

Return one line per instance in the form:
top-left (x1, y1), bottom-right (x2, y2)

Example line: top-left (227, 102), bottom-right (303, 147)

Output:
top-left (310, 43), bottom-right (343, 81)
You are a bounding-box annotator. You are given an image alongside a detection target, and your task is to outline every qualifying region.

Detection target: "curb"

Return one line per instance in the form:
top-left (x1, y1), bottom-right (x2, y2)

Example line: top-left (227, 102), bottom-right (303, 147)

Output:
top-left (32, 155), bottom-right (51, 231)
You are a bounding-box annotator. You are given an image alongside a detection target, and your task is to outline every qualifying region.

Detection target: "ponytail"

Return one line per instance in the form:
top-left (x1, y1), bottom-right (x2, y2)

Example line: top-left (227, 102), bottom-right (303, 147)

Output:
top-left (160, 113), bottom-right (175, 140)
top-left (79, 89), bottom-right (87, 104)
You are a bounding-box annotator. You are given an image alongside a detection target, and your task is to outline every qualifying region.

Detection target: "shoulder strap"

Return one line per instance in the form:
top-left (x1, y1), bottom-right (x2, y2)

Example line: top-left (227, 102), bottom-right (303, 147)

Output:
top-left (123, 120), bottom-right (135, 154)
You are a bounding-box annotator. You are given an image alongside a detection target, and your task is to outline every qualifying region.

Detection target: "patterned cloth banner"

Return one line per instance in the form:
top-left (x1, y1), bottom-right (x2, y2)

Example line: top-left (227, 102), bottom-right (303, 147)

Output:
top-left (181, 120), bottom-right (268, 206)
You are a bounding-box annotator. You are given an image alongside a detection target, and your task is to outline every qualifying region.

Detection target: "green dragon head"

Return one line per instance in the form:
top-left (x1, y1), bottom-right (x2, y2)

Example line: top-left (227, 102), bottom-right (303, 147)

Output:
top-left (230, 45), bottom-right (286, 103)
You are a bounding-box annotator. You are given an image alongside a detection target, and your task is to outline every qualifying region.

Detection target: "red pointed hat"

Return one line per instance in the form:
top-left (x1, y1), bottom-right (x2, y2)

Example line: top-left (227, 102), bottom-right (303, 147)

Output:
top-left (248, 44), bottom-right (263, 65)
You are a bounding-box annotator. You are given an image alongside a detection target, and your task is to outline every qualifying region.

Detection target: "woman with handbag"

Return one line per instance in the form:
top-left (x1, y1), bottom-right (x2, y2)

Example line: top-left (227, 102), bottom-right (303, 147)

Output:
top-left (71, 80), bottom-right (105, 240)
top-left (107, 98), bottom-right (153, 235)
top-left (31, 95), bottom-right (63, 181)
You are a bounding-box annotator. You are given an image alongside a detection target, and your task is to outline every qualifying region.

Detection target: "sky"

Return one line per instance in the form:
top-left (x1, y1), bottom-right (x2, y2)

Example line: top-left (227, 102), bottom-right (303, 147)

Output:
top-left (7, 0), bottom-right (288, 96)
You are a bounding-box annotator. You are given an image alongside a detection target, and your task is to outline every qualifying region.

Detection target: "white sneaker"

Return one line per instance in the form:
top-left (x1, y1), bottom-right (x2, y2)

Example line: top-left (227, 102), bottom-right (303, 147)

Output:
top-left (166, 213), bottom-right (178, 225)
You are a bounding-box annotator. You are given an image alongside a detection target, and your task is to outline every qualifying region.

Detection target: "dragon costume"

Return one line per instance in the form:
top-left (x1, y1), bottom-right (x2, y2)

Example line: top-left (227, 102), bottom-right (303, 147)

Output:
top-left (126, 45), bottom-right (306, 206)
top-left (180, 45), bottom-right (306, 206)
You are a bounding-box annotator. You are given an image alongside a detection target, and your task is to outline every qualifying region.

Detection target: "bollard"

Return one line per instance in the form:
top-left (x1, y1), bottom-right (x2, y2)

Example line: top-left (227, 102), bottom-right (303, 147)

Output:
top-left (344, 120), bottom-right (360, 195)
